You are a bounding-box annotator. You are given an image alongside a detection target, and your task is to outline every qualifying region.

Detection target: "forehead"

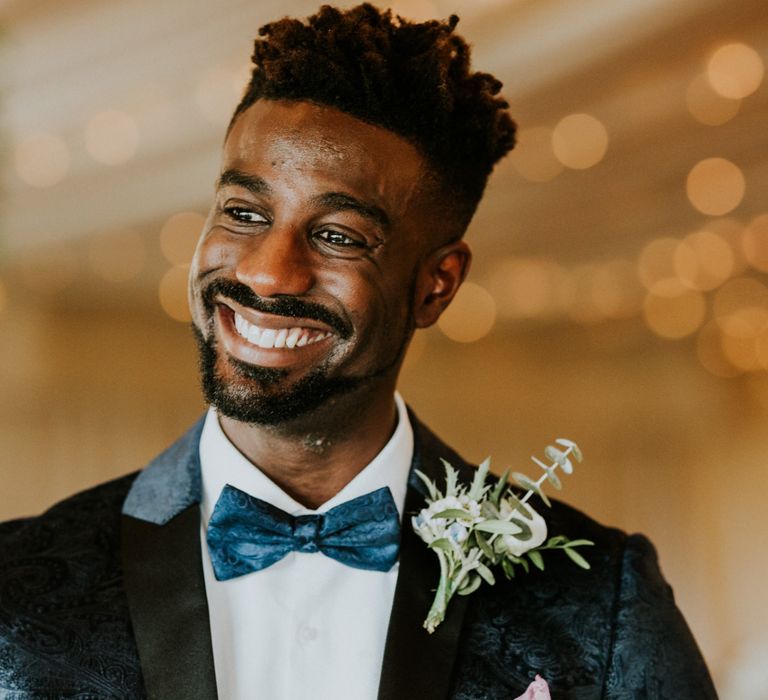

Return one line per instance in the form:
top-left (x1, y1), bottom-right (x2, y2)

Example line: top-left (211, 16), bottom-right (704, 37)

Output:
top-left (222, 100), bottom-right (428, 216)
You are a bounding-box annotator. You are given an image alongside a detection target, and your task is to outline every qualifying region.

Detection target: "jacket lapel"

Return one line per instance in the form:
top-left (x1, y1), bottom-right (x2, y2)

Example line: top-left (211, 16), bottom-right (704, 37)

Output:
top-left (378, 415), bottom-right (473, 700)
top-left (121, 418), bottom-right (218, 700)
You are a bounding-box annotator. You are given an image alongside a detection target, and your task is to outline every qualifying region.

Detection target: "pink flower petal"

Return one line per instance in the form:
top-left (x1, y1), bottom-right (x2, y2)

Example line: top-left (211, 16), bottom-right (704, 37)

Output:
top-left (513, 674), bottom-right (551, 700)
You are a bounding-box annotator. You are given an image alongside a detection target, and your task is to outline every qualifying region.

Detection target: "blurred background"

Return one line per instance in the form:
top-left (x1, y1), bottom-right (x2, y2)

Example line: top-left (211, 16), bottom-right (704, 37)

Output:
top-left (1, 0), bottom-right (766, 695)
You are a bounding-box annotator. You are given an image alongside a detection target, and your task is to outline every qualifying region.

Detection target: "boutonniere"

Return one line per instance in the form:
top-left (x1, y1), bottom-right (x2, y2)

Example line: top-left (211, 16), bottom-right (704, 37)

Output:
top-left (412, 439), bottom-right (593, 633)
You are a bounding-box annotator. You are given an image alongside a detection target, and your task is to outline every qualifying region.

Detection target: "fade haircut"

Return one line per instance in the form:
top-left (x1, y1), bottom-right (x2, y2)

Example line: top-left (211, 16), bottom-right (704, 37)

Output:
top-left (231, 3), bottom-right (516, 236)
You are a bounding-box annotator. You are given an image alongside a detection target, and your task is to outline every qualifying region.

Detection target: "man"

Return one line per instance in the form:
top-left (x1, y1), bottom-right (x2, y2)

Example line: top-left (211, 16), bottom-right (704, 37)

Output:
top-left (0, 4), bottom-right (716, 699)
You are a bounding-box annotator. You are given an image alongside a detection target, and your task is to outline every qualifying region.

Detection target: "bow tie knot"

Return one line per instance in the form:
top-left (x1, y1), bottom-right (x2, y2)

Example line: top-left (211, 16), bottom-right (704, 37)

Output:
top-left (206, 484), bottom-right (401, 580)
top-left (293, 515), bottom-right (322, 553)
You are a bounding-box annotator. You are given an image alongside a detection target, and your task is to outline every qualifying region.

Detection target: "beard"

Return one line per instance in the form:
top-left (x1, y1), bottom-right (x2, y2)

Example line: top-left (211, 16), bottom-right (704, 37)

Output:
top-left (192, 278), bottom-right (414, 426)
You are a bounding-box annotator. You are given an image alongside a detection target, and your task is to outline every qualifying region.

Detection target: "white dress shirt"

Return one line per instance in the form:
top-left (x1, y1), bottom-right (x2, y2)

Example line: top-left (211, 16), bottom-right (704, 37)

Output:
top-left (199, 394), bottom-right (414, 700)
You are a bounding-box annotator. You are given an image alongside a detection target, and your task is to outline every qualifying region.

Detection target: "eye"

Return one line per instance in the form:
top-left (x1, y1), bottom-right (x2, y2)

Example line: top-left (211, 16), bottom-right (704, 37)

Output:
top-left (224, 206), bottom-right (269, 224)
top-left (314, 229), bottom-right (367, 249)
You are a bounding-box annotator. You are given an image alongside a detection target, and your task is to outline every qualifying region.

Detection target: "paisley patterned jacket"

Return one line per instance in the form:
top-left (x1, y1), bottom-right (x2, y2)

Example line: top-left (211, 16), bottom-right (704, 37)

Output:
top-left (0, 413), bottom-right (718, 699)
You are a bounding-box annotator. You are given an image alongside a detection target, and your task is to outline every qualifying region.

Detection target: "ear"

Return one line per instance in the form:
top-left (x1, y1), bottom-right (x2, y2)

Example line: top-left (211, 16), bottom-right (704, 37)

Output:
top-left (412, 240), bottom-right (472, 329)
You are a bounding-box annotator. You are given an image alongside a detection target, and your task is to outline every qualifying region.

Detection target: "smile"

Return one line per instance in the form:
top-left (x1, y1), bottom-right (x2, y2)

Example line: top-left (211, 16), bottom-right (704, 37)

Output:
top-left (233, 312), bottom-right (332, 350)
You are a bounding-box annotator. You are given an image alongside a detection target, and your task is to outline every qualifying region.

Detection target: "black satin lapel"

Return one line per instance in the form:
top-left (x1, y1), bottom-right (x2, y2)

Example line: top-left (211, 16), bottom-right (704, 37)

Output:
top-left (122, 506), bottom-right (218, 700)
top-left (378, 415), bottom-right (471, 700)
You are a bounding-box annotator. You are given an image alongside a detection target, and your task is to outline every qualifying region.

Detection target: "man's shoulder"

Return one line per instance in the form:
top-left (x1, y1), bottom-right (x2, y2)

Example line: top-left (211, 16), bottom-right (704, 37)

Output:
top-left (0, 471), bottom-right (138, 550)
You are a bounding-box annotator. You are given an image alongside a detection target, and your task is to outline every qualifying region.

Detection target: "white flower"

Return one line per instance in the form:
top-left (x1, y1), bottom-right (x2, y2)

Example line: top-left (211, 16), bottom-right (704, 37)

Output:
top-left (499, 503), bottom-right (548, 556)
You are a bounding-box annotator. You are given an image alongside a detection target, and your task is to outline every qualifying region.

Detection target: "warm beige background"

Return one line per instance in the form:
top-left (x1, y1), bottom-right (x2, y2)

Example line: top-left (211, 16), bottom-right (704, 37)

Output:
top-left (2, 0), bottom-right (767, 696)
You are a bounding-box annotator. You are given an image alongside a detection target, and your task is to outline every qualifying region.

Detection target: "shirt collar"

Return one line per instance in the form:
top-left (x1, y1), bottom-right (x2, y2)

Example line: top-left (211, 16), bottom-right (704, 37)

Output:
top-left (199, 393), bottom-right (414, 524)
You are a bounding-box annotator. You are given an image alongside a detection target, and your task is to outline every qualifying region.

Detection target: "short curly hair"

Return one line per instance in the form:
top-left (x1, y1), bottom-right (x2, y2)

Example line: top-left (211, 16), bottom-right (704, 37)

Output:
top-left (231, 3), bottom-right (516, 235)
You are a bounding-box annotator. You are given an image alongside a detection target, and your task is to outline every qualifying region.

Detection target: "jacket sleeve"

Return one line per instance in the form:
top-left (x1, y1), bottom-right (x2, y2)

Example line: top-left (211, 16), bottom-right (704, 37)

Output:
top-left (603, 533), bottom-right (718, 698)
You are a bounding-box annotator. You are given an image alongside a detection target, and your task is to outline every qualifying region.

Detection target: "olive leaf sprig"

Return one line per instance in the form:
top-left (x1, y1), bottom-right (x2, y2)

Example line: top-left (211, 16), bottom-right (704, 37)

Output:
top-left (412, 439), bottom-right (593, 633)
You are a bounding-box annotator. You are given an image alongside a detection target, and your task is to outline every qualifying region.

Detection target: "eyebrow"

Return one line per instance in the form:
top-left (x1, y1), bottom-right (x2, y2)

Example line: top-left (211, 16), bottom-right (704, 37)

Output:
top-left (217, 170), bottom-right (389, 230)
top-left (217, 169), bottom-right (271, 195)
top-left (311, 192), bottom-right (390, 230)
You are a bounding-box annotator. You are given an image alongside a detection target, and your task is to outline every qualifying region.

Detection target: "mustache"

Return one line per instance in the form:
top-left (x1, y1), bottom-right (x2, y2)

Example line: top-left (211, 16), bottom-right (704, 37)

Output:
top-left (201, 278), bottom-right (353, 339)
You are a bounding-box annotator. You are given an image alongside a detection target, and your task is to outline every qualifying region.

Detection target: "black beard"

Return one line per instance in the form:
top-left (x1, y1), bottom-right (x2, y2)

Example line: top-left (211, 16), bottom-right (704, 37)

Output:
top-left (193, 324), bottom-right (375, 425)
top-left (191, 279), bottom-right (415, 426)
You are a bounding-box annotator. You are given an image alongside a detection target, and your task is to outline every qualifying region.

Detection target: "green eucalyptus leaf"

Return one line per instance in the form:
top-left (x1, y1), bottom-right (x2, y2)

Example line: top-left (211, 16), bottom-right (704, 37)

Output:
top-left (476, 519), bottom-right (527, 536)
top-left (490, 467), bottom-right (511, 505)
top-left (528, 550), bottom-right (545, 571)
top-left (477, 562), bottom-right (496, 586)
top-left (545, 469), bottom-right (562, 490)
top-left (502, 558), bottom-right (516, 579)
top-left (565, 539), bottom-right (595, 548)
top-left (441, 459), bottom-right (459, 497)
top-left (414, 469), bottom-right (440, 501)
top-left (476, 532), bottom-right (495, 560)
top-left (546, 535), bottom-right (568, 547)
top-left (513, 472), bottom-right (552, 507)
top-left (432, 508), bottom-right (473, 520)
top-left (469, 457), bottom-right (491, 500)
top-left (458, 574), bottom-right (482, 596)
top-left (480, 500), bottom-right (500, 520)
top-left (556, 438), bottom-right (582, 463)
top-left (428, 538), bottom-right (454, 553)
top-left (564, 547), bottom-right (591, 569)
top-left (506, 493), bottom-right (533, 520)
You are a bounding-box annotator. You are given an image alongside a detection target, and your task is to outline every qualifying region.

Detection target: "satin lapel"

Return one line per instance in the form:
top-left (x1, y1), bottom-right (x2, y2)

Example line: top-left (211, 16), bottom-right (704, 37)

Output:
top-left (122, 505), bottom-right (218, 700)
top-left (378, 415), bottom-right (472, 700)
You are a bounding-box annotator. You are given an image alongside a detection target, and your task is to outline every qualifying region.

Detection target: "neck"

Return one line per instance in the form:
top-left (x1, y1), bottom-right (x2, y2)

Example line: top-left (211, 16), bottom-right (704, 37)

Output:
top-left (218, 387), bottom-right (399, 509)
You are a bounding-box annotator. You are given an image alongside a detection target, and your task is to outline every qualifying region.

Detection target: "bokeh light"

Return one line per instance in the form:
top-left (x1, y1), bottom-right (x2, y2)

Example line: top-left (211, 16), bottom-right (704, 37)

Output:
top-left (707, 42), bottom-right (764, 100)
top-left (712, 277), bottom-right (768, 324)
top-left (642, 278), bottom-right (706, 339)
top-left (674, 229), bottom-right (734, 291)
top-left (438, 282), bottom-right (496, 342)
top-left (160, 212), bottom-right (206, 265)
top-left (686, 73), bottom-right (741, 126)
top-left (14, 132), bottom-right (70, 188)
top-left (84, 110), bottom-right (140, 165)
top-left (509, 127), bottom-right (563, 182)
top-left (719, 309), bottom-right (768, 372)
top-left (686, 157), bottom-right (745, 216)
top-left (742, 213), bottom-right (768, 273)
top-left (88, 230), bottom-right (146, 283)
top-left (159, 265), bottom-right (191, 322)
top-left (486, 257), bottom-right (566, 320)
top-left (551, 113), bottom-right (609, 170)
top-left (637, 237), bottom-right (679, 290)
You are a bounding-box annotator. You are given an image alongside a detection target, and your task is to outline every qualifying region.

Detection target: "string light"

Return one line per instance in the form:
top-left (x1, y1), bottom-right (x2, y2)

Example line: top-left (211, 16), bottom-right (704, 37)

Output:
top-left (642, 278), bottom-right (706, 339)
top-left (674, 229), bottom-right (734, 291)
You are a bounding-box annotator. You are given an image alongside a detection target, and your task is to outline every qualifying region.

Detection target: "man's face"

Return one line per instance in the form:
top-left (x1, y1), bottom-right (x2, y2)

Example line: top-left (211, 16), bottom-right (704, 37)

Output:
top-left (189, 99), bottom-right (462, 425)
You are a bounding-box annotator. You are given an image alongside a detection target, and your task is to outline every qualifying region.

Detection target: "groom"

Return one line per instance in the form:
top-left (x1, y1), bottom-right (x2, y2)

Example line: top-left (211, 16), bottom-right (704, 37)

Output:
top-left (0, 4), bottom-right (716, 698)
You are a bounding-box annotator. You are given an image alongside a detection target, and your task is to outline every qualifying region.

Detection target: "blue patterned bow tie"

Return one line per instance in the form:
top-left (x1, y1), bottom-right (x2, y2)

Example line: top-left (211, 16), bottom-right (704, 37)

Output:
top-left (206, 484), bottom-right (401, 580)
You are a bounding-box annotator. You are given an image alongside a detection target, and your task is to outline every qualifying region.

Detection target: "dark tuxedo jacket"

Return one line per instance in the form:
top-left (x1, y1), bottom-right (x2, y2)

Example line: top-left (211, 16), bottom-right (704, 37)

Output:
top-left (0, 414), bottom-right (717, 699)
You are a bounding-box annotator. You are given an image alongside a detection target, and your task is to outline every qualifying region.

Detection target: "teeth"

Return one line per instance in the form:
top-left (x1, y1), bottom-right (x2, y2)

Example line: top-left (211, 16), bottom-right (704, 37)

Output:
top-left (232, 312), bottom-right (330, 350)
top-left (286, 328), bottom-right (301, 349)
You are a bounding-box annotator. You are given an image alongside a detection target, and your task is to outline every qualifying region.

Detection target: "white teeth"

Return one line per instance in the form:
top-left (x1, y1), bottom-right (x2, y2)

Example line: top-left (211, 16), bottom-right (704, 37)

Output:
top-left (232, 312), bottom-right (330, 350)
top-left (258, 329), bottom-right (276, 349)
top-left (286, 328), bottom-right (301, 349)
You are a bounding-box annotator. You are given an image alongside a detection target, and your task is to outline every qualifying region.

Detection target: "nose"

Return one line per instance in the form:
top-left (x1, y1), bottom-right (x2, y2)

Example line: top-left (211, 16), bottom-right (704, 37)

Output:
top-left (235, 227), bottom-right (315, 298)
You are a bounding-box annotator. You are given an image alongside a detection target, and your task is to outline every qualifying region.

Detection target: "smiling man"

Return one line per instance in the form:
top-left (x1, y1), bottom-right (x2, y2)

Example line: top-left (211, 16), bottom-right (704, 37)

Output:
top-left (0, 4), bottom-right (716, 699)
